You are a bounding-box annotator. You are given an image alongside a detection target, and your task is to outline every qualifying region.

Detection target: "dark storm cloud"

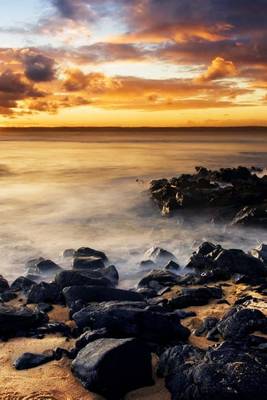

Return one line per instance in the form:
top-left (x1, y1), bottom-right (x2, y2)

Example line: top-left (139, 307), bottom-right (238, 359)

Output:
top-left (22, 53), bottom-right (56, 82)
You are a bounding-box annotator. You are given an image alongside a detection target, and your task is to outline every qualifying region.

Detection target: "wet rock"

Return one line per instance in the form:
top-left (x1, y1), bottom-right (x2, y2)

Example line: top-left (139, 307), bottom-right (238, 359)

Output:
top-left (72, 338), bottom-right (153, 400)
top-left (37, 303), bottom-right (53, 313)
top-left (63, 286), bottom-right (144, 311)
top-left (27, 282), bottom-right (62, 304)
top-left (251, 243), bottom-right (267, 264)
top-left (76, 328), bottom-right (110, 350)
top-left (32, 322), bottom-right (71, 337)
top-left (138, 269), bottom-right (179, 290)
top-left (143, 247), bottom-right (176, 265)
top-left (217, 307), bottom-right (267, 339)
top-left (0, 305), bottom-right (48, 338)
top-left (103, 265), bottom-right (119, 286)
top-left (55, 270), bottom-right (113, 290)
top-left (0, 275), bottom-right (9, 293)
top-left (10, 276), bottom-right (36, 292)
top-left (231, 203), bottom-right (267, 227)
top-left (195, 317), bottom-right (219, 337)
top-left (165, 260), bottom-right (180, 271)
top-left (14, 351), bottom-right (55, 370)
top-left (158, 340), bottom-right (267, 400)
top-left (73, 256), bottom-right (105, 271)
top-left (63, 249), bottom-right (75, 258)
top-left (168, 287), bottom-right (223, 310)
top-left (27, 259), bottom-right (62, 277)
top-left (0, 291), bottom-right (17, 302)
top-left (74, 247), bottom-right (108, 261)
top-left (72, 301), bottom-right (190, 344)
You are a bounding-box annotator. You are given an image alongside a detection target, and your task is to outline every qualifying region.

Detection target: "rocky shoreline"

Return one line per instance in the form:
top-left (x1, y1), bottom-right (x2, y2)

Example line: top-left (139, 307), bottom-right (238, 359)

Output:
top-left (0, 166), bottom-right (267, 399)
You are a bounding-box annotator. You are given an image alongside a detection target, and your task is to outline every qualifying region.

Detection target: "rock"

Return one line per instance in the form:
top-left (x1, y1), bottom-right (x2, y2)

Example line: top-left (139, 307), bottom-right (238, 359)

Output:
top-left (72, 338), bottom-right (153, 399)
top-left (140, 260), bottom-right (156, 268)
top-left (0, 275), bottom-right (9, 293)
top-left (27, 259), bottom-right (62, 276)
top-left (27, 282), bottom-right (62, 304)
top-left (32, 322), bottom-right (71, 337)
top-left (73, 256), bottom-right (105, 270)
top-left (103, 265), bottom-right (119, 286)
top-left (138, 269), bottom-right (179, 290)
top-left (55, 270), bottom-right (113, 290)
top-left (76, 328), bottom-right (110, 350)
top-left (143, 247), bottom-right (176, 265)
top-left (0, 305), bottom-right (48, 338)
top-left (72, 302), bottom-right (190, 344)
top-left (63, 249), bottom-right (75, 258)
top-left (0, 291), bottom-right (17, 302)
top-left (196, 241), bottom-right (218, 256)
top-left (37, 303), bottom-right (53, 313)
top-left (231, 203), bottom-right (267, 227)
top-left (10, 276), bottom-right (36, 292)
top-left (168, 287), bottom-right (223, 309)
top-left (215, 248), bottom-right (267, 277)
top-left (14, 351), bottom-right (55, 370)
top-left (158, 341), bottom-right (267, 400)
top-left (216, 307), bottom-right (267, 339)
top-left (195, 317), bottom-right (219, 337)
top-left (74, 247), bottom-right (108, 261)
top-left (63, 286), bottom-right (144, 311)
top-left (164, 260), bottom-right (180, 271)
top-left (251, 243), bottom-right (267, 264)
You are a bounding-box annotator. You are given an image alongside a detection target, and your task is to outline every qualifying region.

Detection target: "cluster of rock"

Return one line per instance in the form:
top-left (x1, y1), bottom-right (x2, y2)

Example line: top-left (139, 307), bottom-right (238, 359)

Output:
top-left (150, 166), bottom-right (267, 226)
top-left (1, 242), bottom-right (267, 399)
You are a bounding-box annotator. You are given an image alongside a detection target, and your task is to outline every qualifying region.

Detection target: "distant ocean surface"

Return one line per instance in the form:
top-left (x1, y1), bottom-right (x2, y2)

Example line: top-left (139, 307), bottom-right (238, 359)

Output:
top-left (0, 128), bottom-right (266, 285)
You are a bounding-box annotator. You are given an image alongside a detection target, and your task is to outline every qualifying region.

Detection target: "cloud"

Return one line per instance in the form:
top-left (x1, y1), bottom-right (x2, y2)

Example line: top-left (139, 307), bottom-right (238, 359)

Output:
top-left (0, 70), bottom-right (45, 115)
top-left (51, 0), bottom-right (94, 21)
top-left (21, 52), bottom-right (57, 82)
top-left (196, 57), bottom-right (237, 82)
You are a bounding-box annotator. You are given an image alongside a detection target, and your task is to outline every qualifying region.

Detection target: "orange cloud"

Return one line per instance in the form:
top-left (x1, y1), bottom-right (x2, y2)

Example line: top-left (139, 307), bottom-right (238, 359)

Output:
top-left (196, 57), bottom-right (238, 82)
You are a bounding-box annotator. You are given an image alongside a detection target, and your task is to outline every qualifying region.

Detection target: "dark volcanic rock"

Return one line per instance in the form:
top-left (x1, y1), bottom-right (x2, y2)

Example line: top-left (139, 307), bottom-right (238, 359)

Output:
top-left (150, 166), bottom-right (267, 220)
top-left (0, 305), bottom-right (48, 338)
top-left (165, 260), bottom-right (180, 271)
top-left (168, 287), bottom-right (223, 310)
top-left (231, 203), bottom-right (267, 227)
top-left (27, 258), bottom-right (62, 277)
top-left (195, 317), bottom-right (219, 337)
top-left (27, 282), bottom-right (62, 304)
top-left (158, 340), bottom-right (267, 400)
top-left (14, 351), bottom-right (54, 370)
top-left (63, 248), bottom-right (75, 258)
top-left (251, 243), bottom-right (267, 264)
top-left (216, 307), bottom-right (267, 340)
top-left (76, 328), bottom-right (110, 350)
top-left (10, 276), bottom-right (36, 292)
top-left (63, 286), bottom-right (144, 311)
top-left (73, 257), bottom-right (105, 271)
top-left (138, 269), bottom-right (179, 290)
top-left (72, 338), bottom-right (153, 399)
top-left (55, 270), bottom-right (113, 290)
top-left (0, 291), bottom-right (17, 302)
top-left (143, 247), bottom-right (176, 265)
top-left (72, 301), bottom-right (190, 344)
top-left (0, 275), bottom-right (9, 293)
top-left (74, 247), bottom-right (108, 261)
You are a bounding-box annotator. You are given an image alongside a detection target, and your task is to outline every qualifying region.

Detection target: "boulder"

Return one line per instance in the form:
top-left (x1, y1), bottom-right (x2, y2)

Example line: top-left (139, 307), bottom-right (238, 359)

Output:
top-left (72, 302), bottom-right (190, 344)
top-left (0, 275), bottom-right (9, 293)
top-left (168, 287), bottom-right (223, 310)
top-left (14, 351), bottom-right (55, 370)
top-left (10, 276), bottom-right (36, 292)
top-left (55, 270), bottom-right (113, 290)
top-left (0, 291), bottom-right (17, 302)
top-left (27, 282), bottom-right (62, 304)
top-left (158, 341), bottom-right (267, 400)
top-left (76, 328), bottom-right (110, 350)
top-left (63, 286), bottom-right (144, 311)
top-left (73, 256), bottom-right (105, 271)
top-left (143, 247), bottom-right (176, 265)
top-left (27, 258), bottom-right (62, 276)
top-left (63, 249), bottom-right (75, 258)
top-left (216, 307), bottom-right (267, 340)
top-left (138, 269), bottom-right (179, 290)
top-left (74, 247), bottom-right (108, 261)
top-left (164, 260), bottom-right (180, 271)
top-left (251, 243), bottom-right (267, 264)
top-left (0, 305), bottom-right (48, 338)
top-left (231, 203), bottom-right (267, 227)
top-left (72, 338), bottom-right (153, 399)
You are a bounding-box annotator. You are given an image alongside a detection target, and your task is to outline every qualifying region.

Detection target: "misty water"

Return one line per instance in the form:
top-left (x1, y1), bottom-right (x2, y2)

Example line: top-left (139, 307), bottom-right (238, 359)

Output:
top-left (0, 129), bottom-right (266, 286)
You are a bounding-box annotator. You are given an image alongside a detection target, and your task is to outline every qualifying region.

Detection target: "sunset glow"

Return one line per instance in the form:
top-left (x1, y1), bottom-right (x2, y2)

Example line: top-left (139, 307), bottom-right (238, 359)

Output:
top-left (1, 0), bottom-right (267, 127)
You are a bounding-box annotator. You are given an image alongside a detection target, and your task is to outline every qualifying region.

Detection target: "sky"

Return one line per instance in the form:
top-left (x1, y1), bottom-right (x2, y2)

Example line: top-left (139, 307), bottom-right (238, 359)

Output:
top-left (0, 0), bottom-right (267, 127)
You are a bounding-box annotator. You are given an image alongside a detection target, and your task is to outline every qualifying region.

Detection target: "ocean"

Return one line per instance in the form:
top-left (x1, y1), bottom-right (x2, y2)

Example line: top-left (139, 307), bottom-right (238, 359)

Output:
top-left (0, 128), bottom-right (266, 285)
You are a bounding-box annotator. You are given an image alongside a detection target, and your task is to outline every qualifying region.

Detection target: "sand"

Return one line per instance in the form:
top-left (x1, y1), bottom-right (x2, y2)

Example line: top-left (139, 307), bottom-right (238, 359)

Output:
top-left (0, 281), bottom-right (265, 400)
